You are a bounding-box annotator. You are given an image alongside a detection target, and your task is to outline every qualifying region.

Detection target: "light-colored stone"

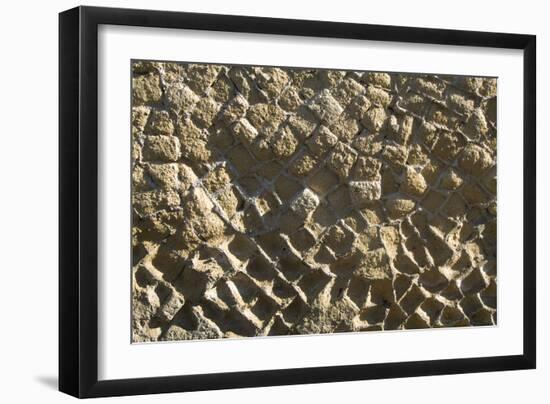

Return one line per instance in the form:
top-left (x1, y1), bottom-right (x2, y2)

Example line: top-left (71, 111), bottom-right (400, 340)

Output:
top-left (349, 181), bottom-right (382, 205)
top-left (290, 188), bottom-right (320, 219)
top-left (132, 61), bottom-right (497, 342)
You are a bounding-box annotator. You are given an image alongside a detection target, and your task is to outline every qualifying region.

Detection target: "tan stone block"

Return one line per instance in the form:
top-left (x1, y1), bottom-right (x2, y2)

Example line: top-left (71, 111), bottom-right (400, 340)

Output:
top-left (278, 86), bottom-right (303, 111)
top-left (145, 110), bottom-right (174, 136)
top-left (286, 109), bottom-right (318, 140)
top-left (331, 78), bottom-right (365, 105)
top-left (307, 126), bottom-right (338, 157)
top-left (186, 64), bottom-right (221, 94)
top-left (347, 95), bottom-right (372, 120)
top-left (219, 95), bottom-right (248, 125)
top-left (290, 151), bottom-right (318, 177)
top-left (385, 198), bottom-right (416, 220)
top-left (215, 186), bottom-right (243, 218)
top-left (352, 156), bottom-right (381, 181)
top-left (307, 89), bottom-right (344, 124)
top-left (327, 142), bottom-right (357, 179)
top-left (132, 106), bottom-right (151, 133)
top-left (329, 112), bottom-right (361, 142)
top-left (352, 131), bottom-right (384, 156)
top-left (365, 85), bottom-right (392, 107)
top-left (203, 165), bottom-right (233, 193)
top-left (349, 181), bottom-right (382, 205)
top-left (362, 72), bottom-right (392, 88)
top-left (142, 135), bottom-right (181, 162)
top-left (361, 106), bottom-right (387, 132)
top-left (439, 168), bottom-right (463, 190)
top-left (191, 96), bottom-right (220, 128)
top-left (254, 67), bottom-right (290, 99)
top-left (247, 103), bottom-right (286, 135)
top-left (231, 118), bottom-right (258, 145)
top-left (270, 127), bottom-right (299, 159)
top-left (133, 72), bottom-right (162, 105)
top-left (400, 167), bottom-right (428, 197)
top-left (458, 144), bottom-right (494, 176)
top-left (145, 163), bottom-right (179, 189)
top-left (432, 132), bottom-right (466, 161)
top-left (165, 85), bottom-right (199, 115)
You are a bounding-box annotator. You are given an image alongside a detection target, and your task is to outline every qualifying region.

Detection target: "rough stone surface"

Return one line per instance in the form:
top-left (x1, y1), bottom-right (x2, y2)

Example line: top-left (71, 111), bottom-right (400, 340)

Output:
top-left (132, 61), bottom-right (497, 342)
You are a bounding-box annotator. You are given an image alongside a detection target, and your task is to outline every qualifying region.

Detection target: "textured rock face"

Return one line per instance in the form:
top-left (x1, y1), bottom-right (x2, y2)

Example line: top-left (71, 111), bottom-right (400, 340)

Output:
top-left (131, 61), bottom-right (497, 342)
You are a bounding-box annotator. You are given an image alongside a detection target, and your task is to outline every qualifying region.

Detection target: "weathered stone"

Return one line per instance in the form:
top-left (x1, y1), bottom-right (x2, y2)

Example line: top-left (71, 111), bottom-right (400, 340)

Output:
top-left (220, 95), bottom-right (248, 125)
top-left (186, 64), bottom-right (221, 94)
top-left (327, 142), bottom-right (357, 179)
top-left (144, 112), bottom-right (174, 140)
top-left (414, 77), bottom-right (445, 98)
top-left (132, 61), bottom-right (497, 342)
top-left (400, 167), bottom-right (428, 197)
top-left (381, 144), bottom-right (408, 171)
top-left (210, 74), bottom-right (236, 103)
top-left (361, 106), bottom-right (387, 132)
top-left (347, 95), bottom-right (372, 120)
top-left (458, 144), bottom-right (494, 176)
top-left (255, 67), bottom-right (289, 99)
top-left (463, 108), bottom-right (490, 139)
top-left (352, 156), bottom-right (381, 181)
top-left (352, 131), bottom-right (384, 156)
top-left (286, 109), bottom-right (318, 140)
top-left (331, 78), bottom-right (365, 105)
top-left (271, 127), bottom-right (299, 159)
top-left (145, 163), bottom-right (179, 189)
top-left (278, 86), bottom-right (302, 111)
top-left (365, 85), bottom-right (392, 107)
top-left (132, 106), bottom-right (151, 134)
top-left (349, 181), bottom-right (382, 205)
top-left (247, 103), bottom-right (286, 135)
top-left (385, 198), bottom-right (416, 220)
top-left (133, 73), bottom-right (162, 105)
top-left (363, 72), bottom-right (392, 88)
top-left (215, 186), bottom-right (242, 218)
top-left (231, 118), bottom-right (258, 145)
top-left (440, 169), bottom-right (464, 190)
top-left (133, 189), bottom-right (181, 216)
top-left (355, 248), bottom-right (391, 280)
top-left (307, 126), bottom-right (338, 156)
top-left (432, 132), bottom-right (466, 161)
top-left (165, 85), bottom-right (199, 115)
top-left (142, 136), bottom-right (181, 162)
top-left (203, 165), bottom-right (232, 193)
top-left (290, 151), bottom-right (318, 177)
top-left (329, 112), bottom-right (360, 142)
top-left (307, 89), bottom-right (344, 123)
top-left (226, 145), bottom-right (256, 175)
top-left (387, 115), bottom-right (414, 145)
top-left (448, 92), bottom-right (475, 114)
top-left (191, 97), bottom-right (220, 128)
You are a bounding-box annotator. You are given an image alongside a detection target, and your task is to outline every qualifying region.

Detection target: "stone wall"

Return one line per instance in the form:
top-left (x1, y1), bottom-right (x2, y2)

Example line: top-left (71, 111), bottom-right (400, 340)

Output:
top-left (131, 60), bottom-right (497, 342)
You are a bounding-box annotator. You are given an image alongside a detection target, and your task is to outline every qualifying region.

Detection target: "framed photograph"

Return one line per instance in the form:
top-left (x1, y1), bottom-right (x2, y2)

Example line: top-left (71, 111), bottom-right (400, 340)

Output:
top-left (59, 6), bottom-right (536, 398)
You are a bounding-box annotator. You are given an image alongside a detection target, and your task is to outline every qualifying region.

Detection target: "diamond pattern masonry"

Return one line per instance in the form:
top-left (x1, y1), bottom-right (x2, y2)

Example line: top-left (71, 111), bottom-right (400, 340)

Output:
top-left (131, 61), bottom-right (497, 342)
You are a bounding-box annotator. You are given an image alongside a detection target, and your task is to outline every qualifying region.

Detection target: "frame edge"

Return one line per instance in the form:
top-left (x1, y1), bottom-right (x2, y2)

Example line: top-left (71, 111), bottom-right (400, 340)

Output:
top-left (58, 6), bottom-right (81, 398)
top-left (522, 34), bottom-right (536, 369)
top-left (59, 5), bottom-right (537, 398)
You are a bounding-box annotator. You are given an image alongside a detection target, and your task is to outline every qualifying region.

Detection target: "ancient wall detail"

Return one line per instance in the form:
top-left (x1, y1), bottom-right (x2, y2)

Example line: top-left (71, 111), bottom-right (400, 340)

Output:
top-left (131, 60), bottom-right (497, 342)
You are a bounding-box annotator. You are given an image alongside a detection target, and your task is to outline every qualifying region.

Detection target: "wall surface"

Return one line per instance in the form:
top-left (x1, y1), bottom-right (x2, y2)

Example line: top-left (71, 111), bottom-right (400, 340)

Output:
top-left (130, 61), bottom-right (498, 343)
top-left (0, 0), bottom-right (546, 402)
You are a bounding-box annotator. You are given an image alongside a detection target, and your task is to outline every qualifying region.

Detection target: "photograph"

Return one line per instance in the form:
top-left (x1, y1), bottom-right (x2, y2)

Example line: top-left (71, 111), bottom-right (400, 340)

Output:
top-left (51, 3), bottom-right (538, 399)
top-left (131, 61), bottom-right (498, 342)
top-left (0, 0), bottom-right (544, 401)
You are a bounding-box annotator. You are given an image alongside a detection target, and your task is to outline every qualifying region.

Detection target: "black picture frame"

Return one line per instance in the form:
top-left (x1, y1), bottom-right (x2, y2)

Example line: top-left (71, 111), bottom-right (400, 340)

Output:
top-left (59, 5), bottom-right (536, 398)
